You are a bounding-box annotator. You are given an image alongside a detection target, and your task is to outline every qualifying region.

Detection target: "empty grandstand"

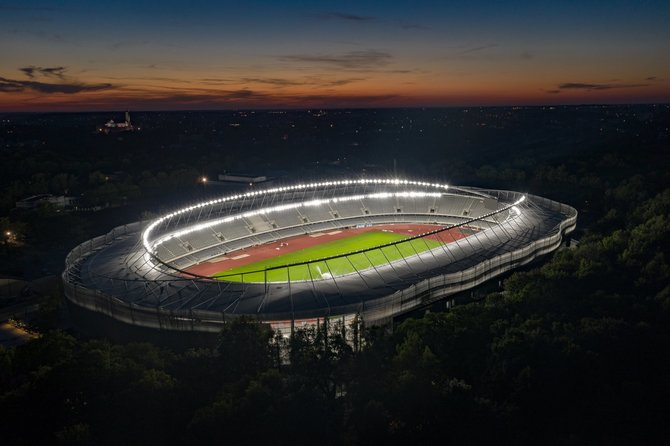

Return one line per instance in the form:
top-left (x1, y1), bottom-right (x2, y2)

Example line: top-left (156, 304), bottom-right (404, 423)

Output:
top-left (63, 178), bottom-right (577, 337)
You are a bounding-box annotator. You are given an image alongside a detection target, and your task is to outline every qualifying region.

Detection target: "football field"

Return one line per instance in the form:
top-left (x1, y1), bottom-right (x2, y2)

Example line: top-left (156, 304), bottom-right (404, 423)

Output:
top-left (214, 230), bottom-right (443, 282)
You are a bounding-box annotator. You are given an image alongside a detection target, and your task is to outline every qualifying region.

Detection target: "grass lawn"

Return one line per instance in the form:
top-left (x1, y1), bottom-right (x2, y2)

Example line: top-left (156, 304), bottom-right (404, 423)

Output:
top-left (214, 230), bottom-right (442, 282)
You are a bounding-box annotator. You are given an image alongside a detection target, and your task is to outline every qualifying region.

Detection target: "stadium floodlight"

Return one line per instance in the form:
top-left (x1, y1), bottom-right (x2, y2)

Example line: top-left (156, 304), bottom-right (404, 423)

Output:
top-left (140, 179), bottom-right (452, 252)
top-left (147, 190), bottom-right (443, 251)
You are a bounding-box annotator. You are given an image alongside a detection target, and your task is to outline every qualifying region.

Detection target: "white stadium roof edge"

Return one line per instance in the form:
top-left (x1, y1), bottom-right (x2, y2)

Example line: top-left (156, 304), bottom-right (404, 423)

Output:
top-left (63, 177), bottom-right (577, 335)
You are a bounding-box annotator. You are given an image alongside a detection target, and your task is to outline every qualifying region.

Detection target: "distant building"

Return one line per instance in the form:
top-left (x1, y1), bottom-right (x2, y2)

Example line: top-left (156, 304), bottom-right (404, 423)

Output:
top-left (15, 194), bottom-right (78, 210)
top-left (217, 173), bottom-right (271, 184)
top-left (97, 112), bottom-right (137, 134)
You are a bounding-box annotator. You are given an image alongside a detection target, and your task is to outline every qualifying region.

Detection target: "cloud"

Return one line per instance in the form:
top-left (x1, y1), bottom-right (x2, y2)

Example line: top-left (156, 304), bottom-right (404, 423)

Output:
top-left (443, 44), bottom-right (500, 61)
top-left (19, 65), bottom-right (66, 79)
top-left (239, 76), bottom-right (365, 88)
top-left (1, 78), bottom-right (403, 110)
top-left (520, 51), bottom-right (534, 60)
top-left (220, 89), bottom-right (266, 100)
top-left (558, 82), bottom-right (649, 91)
top-left (0, 76), bottom-right (113, 94)
top-left (102, 75), bottom-right (191, 84)
top-left (319, 12), bottom-right (375, 21)
top-left (0, 65), bottom-right (115, 94)
top-left (96, 84), bottom-right (391, 106)
top-left (459, 43), bottom-right (498, 55)
top-left (7, 28), bottom-right (66, 42)
top-left (315, 11), bottom-right (429, 31)
top-left (646, 76), bottom-right (659, 81)
top-left (107, 89), bottom-right (272, 108)
top-left (0, 81), bottom-right (23, 93)
top-left (279, 50), bottom-right (392, 69)
top-left (241, 77), bottom-right (304, 87)
top-left (322, 77), bottom-right (365, 86)
top-left (199, 78), bottom-right (236, 85)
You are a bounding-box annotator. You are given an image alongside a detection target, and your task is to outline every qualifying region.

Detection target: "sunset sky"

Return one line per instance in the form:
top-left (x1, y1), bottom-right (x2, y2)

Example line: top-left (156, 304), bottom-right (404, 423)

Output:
top-left (1, 0), bottom-right (669, 111)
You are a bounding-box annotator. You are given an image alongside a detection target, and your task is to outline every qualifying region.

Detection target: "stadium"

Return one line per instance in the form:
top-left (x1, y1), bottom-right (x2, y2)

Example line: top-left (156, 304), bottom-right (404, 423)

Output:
top-left (63, 178), bottom-right (577, 340)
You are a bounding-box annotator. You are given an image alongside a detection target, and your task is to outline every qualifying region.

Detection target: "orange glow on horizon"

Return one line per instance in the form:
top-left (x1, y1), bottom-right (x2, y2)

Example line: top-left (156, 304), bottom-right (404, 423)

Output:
top-left (2, 67), bottom-right (669, 112)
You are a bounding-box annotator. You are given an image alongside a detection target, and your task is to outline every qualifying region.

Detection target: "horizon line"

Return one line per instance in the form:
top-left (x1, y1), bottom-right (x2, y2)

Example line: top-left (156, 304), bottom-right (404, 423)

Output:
top-left (1, 101), bottom-right (669, 114)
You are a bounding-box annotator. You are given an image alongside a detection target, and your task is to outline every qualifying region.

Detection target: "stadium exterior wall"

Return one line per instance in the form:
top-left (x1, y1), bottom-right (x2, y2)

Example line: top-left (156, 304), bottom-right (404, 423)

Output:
top-left (63, 192), bottom-right (576, 334)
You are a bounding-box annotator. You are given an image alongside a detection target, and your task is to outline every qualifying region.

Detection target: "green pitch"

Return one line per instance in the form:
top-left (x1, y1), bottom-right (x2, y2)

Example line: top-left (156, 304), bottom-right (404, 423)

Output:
top-left (214, 230), bottom-right (443, 282)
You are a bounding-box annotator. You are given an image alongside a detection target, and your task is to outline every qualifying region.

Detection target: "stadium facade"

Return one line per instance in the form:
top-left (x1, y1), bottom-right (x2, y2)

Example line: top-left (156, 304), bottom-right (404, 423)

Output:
top-left (63, 179), bottom-right (576, 339)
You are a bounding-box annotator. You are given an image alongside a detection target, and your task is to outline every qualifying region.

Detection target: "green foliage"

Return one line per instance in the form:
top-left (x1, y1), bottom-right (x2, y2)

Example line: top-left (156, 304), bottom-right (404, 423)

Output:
top-left (55, 423), bottom-right (91, 446)
top-left (216, 316), bottom-right (277, 378)
top-left (2, 109), bottom-right (670, 444)
top-left (34, 293), bottom-right (65, 331)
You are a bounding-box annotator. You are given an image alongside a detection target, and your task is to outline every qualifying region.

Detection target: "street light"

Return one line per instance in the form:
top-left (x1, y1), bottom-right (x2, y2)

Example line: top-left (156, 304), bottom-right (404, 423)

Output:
top-left (200, 176), bottom-right (208, 196)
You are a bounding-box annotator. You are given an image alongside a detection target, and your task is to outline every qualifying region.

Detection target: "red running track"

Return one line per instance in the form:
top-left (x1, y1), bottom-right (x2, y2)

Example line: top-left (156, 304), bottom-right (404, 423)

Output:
top-left (184, 223), bottom-right (470, 277)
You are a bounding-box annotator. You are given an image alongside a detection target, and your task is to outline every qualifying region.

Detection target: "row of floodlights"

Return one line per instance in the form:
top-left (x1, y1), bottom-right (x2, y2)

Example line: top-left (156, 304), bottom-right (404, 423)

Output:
top-left (148, 191), bottom-right (443, 251)
top-left (142, 179), bottom-right (448, 252)
top-left (142, 193), bottom-right (527, 272)
top-left (173, 179), bottom-right (446, 218)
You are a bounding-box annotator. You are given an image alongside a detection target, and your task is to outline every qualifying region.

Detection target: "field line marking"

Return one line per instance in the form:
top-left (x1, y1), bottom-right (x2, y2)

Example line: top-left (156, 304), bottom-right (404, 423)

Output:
top-left (207, 257), bottom-right (229, 263)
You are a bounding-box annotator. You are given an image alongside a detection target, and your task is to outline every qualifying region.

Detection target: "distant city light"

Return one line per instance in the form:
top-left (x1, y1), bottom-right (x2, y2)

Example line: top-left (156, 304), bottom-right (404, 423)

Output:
top-left (201, 176), bottom-right (208, 183)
